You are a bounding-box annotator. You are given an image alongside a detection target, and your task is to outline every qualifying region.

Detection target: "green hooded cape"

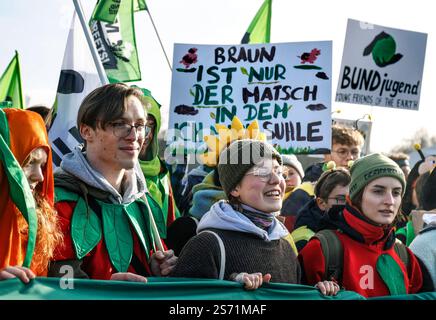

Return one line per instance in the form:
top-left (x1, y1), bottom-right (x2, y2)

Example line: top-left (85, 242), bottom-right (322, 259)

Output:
top-left (138, 88), bottom-right (180, 238)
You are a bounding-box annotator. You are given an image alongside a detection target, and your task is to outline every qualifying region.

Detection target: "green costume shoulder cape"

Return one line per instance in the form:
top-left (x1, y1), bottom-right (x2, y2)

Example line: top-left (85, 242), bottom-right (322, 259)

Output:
top-left (54, 172), bottom-right (157, 273)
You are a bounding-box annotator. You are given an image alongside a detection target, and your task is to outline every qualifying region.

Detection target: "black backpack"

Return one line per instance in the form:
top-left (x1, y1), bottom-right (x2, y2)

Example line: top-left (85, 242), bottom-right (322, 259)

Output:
top-left (314, 229), bottom-right (410, 282)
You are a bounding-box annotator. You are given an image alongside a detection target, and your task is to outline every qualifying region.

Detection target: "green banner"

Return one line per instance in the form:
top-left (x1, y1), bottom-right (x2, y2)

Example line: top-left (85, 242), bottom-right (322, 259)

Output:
top-left (0, 51), bottom-right (24, 109)
top-left (2, 277), bottom-right (435, 300)
top-left (0, 277), bottom-right (365, 300)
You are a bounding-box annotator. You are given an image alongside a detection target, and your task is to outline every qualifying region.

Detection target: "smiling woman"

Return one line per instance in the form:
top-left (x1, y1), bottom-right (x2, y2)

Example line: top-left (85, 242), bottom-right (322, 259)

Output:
top-left (299, 153), bottom-right (424, 298)
top-left (170, 139), bottom-right (339, 295)
top-left (170, 140), bottom-right (300, 289)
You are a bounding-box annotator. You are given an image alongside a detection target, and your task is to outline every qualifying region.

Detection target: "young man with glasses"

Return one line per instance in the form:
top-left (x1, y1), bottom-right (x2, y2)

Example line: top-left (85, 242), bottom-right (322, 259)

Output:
top-left (313, 125), bottom-right (364, 178)
top-left (136, 87), bottom-right (180, 245)
top-left (48, 83), bottom-right (176, 281)
top-left (281, 125), bottom-right (364, 231)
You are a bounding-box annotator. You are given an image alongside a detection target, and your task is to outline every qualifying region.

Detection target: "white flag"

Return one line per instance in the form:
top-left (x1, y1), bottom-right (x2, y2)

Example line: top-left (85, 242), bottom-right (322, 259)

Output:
top-left (49, 12), bottom-right (104, 167)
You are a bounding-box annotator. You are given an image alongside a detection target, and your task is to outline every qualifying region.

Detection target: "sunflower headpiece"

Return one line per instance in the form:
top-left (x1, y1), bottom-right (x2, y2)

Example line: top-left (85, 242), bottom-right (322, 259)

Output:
top-left (198, 116), bottom-right (267, 167)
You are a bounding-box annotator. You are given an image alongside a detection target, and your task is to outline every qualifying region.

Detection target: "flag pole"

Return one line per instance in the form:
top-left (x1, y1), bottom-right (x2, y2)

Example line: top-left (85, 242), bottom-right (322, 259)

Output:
top-left (141, 194), bottom-right (165, 252)
top-left (146, 9), bottom-right (172, 72)
top-left (72, 0), bottom-right (109, 85)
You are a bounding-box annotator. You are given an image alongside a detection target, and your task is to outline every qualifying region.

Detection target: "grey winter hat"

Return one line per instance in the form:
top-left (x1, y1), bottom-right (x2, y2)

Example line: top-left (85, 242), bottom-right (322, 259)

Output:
top-left (281, 154), bottom-right (304, 179)
top-left (217, 139), bottom-right (282, 198)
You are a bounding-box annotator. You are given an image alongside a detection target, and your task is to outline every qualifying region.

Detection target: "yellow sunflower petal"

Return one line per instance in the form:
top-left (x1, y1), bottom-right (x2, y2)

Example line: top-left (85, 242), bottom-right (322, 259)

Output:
top-left (231, 116), bottom-right (244, 132)
top-left (215, 124), bottom-right (228, 132)
top-left (198, 152), bottom-right (218, 167)
top-left (245, 120), bottom-right (260, 139)
top-left (217, 128), bottom-right (233, 146)
top-left (204, 135), bottom-right (220, 154)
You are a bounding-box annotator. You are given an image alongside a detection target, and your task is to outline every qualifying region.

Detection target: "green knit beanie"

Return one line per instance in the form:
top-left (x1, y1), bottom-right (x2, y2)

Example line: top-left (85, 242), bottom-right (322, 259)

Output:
top-left (217, 139), bottom-right (282, 198)
top-left (349, 153), bottom-right (406, 201)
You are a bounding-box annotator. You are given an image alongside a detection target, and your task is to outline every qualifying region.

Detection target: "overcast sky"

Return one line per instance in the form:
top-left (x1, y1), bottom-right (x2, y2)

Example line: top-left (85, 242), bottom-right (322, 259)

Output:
top-left (1, 0), bottom-right (434, 154)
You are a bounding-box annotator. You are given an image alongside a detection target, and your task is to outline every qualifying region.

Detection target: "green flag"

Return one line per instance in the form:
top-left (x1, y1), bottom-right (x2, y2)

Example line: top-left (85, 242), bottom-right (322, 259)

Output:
top-left (90, 0), bottom-right (146, 83)
top-left (92, 0), bottom-right (122, 24)
top-left (92, 0), bottom-right (147, 23)
top-left (133, 0), bottom-right (147, 11)
top-left (0, 51), bottom-right (24, 109)
top-left (241, 0), bottom-right (272, 44)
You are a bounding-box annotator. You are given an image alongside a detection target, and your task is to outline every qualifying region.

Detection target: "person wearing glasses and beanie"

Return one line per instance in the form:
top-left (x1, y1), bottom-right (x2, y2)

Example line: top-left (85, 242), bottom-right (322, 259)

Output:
top-left (291, 166), bottom-right (351, 252)
top-left (136, 87), bottom-right (180, 244)
top-left (299, 153), bottom-right (423, 298)
top-left (48, 83), bottom-right (176, 281)
top-left (281, 125), bottom-right (364, 231)
top-left (170, 139), bottom-right (339, 295)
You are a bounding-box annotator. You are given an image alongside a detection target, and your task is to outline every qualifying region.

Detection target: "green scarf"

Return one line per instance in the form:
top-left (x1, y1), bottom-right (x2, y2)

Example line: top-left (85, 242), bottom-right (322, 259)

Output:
top-left (140, 158), bottom-right (163, 206)
top-left (139, 156), bottom-right (161, 177)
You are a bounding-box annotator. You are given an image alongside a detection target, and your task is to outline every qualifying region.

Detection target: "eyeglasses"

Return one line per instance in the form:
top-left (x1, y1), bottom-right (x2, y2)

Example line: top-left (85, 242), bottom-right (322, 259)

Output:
top-left (326, 195), bottom-right (347, 205)
top-left (109, 122), bottom-right (146, 138)
top-left (144, 124), bottom-right (155, 137)
top-left (246, 166), bottom-right (285, 182)
top-left (331, 148), bottom-right (360, 159)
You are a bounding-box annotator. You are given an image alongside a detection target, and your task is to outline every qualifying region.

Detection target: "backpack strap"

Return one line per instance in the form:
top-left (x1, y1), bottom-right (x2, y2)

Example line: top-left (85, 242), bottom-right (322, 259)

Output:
top-left (314, 229), bottom-right (343, 282)
top-left (199, 230), bottom-right (226, 280)
top-left (394, 240), bottom-right (410, 273)
top-left (291, 226), bottom-right (315, 244)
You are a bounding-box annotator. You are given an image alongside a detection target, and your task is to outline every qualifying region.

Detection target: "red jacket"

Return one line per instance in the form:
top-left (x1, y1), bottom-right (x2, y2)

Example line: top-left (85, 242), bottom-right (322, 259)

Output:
top-left (299, 205), bottom-right (422, 298)
top-left (53, 201), bottom-right (159, 280)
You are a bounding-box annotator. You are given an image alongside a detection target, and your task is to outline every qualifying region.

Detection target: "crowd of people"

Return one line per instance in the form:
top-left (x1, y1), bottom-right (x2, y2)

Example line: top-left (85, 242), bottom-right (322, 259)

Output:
top-left (1, 82), bottom-right (436, 298)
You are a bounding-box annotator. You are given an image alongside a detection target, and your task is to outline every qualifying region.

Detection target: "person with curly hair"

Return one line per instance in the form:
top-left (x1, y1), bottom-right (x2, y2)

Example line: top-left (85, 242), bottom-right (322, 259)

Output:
top-left (0, 108), bottom-right (63, 282)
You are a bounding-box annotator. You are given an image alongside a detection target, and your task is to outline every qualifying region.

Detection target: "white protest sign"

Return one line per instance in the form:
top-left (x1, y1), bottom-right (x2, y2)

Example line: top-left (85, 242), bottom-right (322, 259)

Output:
top-left (168, 42), bottom-right (332, 158)
top-left (336, 19), bottom-right (427, 110)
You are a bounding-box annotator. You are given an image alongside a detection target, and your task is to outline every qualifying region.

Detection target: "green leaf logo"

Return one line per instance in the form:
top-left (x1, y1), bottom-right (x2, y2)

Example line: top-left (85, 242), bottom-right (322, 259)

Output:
top-left (363, 32), bottom-right (403, 68)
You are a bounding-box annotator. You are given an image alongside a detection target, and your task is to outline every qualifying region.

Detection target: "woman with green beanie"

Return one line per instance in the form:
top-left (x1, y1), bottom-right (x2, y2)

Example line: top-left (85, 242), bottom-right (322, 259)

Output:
top-left (170, 139), bottom-right (339, 295)
top-left (299, 153), bottom-right (423, 298)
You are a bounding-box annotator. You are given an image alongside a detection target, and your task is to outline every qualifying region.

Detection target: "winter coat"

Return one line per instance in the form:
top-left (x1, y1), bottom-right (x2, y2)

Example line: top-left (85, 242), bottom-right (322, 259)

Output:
top-left (281, 182), bottom-right (315, 231)
top-left (170, 200), bottom-right (301, 283)
top-left (410, 224), bottom-right (436, 291)
top-left (299, 202), bottom-right (423, 298)
top-left (189, 169), bottom-right (226, 220)
top-left (49, 146), bottom-right (163, 280)
top-left (291, 199), bottom-right (325, 252)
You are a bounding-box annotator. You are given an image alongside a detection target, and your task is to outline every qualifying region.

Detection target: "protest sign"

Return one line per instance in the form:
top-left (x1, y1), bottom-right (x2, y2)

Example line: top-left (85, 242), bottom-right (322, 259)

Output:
top-left (336, 19), bottom-right (427, 110)
top-left (168, 42), bottom-right (332, 159)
